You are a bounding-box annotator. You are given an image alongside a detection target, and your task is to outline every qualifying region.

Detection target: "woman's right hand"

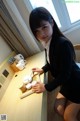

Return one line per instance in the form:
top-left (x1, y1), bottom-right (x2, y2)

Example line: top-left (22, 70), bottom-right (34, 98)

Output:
top-left (32, 68), bottom-right (44, 75)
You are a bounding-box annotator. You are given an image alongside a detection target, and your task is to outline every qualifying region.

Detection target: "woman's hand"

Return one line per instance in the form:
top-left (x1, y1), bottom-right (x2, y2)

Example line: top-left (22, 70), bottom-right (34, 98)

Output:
top-left (32, 81), bottom-right (46, 93)
top-left (32, 68), bottom-right (44, 75)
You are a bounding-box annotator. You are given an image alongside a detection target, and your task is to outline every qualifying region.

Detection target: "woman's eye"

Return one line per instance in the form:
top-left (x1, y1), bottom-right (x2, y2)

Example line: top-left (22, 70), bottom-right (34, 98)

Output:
top-left (42, 25), bottom-right (48, 30)
top-left (43, 25), bottom-right (47, 29)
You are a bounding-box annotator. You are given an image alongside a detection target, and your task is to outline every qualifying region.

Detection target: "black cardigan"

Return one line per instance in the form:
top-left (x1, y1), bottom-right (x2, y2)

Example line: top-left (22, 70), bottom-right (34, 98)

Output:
top-left (42, 36), bottom-right (80, 92)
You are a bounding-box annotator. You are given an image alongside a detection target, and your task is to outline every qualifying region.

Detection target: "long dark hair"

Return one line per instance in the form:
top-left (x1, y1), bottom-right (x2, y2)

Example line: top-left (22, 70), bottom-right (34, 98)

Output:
top-left (29, 7), bottom-right (64, 39)
top-left (29, 7), bottom-right (76, 60)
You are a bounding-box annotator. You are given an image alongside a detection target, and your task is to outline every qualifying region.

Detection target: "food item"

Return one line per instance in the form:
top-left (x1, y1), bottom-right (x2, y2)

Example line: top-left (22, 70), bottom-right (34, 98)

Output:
top-left (26, 83), bottom-right (32, 89)
top-left (31, 81), bottom-right (37, 86)
top-left (23, 75), bottom-right (32, 84)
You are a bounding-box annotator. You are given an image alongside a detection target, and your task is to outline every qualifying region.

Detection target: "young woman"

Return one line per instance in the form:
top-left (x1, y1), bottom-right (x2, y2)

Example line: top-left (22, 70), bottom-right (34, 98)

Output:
top-left (29, 7), bottom-right (80, 121)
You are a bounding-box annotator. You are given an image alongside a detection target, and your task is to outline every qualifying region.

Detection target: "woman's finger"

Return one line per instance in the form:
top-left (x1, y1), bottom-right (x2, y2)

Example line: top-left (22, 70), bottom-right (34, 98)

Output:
top-left (32, 68), bottom-right (37, 70)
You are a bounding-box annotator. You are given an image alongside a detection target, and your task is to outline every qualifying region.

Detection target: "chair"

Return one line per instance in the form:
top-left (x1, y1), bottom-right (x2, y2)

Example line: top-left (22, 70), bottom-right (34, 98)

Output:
top-left (73, 44), bottom-right (80, 68)
top-left (73, 44), bottom-right (80, 50)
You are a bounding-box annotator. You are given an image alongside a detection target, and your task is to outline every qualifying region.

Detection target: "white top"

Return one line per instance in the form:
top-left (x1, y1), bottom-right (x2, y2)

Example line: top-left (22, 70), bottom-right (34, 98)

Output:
top-left (41, 39), bottom-right (51, 63)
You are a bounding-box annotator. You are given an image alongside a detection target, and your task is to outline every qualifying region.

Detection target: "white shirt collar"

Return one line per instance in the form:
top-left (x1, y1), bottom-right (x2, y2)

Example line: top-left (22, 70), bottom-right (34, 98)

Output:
top-left (41, 38), bottom-right (51, 49)
top-left (40, 38), bottom-right (52, 63)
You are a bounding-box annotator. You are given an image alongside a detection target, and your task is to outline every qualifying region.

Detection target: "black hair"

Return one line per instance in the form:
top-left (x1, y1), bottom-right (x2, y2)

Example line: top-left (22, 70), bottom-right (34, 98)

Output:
top-left (29, 7), bottom-right (63, 39)
top-left (29, 7), bottom-right (75, 60)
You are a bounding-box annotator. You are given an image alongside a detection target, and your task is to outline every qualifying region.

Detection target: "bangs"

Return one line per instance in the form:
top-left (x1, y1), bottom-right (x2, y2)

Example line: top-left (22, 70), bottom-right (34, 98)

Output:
top-left (29, 7), bottom-right (53, 35)
top-left (31, 18), bottom-right (43, 31)
top-left (30, 14), bottom-right (52, 32)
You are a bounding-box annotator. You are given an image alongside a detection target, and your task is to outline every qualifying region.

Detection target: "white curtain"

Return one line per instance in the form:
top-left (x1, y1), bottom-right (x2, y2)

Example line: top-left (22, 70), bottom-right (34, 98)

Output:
top-left (1, 0), bottom-right (43, 57)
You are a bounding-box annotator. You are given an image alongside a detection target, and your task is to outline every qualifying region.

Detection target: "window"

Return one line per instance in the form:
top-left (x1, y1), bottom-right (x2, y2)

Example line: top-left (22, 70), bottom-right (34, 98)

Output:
top-left (29, 0), bottom-right (80, 31)
top-left (65, 0), bottom-right (80, 23)
top-left (29, 0), bottom-right (61, 27)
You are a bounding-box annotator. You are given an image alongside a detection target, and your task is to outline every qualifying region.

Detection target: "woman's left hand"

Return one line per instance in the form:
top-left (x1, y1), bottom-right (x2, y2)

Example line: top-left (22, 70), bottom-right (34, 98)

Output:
top-left (32, 81), bottom-right (46, 93)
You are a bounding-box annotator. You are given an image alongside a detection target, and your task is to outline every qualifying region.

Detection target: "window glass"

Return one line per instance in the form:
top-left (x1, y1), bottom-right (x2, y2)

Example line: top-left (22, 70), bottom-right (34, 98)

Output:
top-left (65, 0), bottom-right (80, 23)
top-left (29, 0), bottom-right (61, 27)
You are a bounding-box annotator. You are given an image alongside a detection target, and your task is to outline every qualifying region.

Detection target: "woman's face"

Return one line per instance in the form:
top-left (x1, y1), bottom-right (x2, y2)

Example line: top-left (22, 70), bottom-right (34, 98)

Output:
top-left (35, 20), bottom-right (53, 43)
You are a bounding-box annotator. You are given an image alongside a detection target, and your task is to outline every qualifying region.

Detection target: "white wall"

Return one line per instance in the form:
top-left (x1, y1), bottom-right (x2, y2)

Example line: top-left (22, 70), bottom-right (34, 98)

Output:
top-left (64, 25), bottom-right (80, 45)
top-left (63, 26), bottom-right (80, 62)
top-left (0, 36), bottom-right (12, 64)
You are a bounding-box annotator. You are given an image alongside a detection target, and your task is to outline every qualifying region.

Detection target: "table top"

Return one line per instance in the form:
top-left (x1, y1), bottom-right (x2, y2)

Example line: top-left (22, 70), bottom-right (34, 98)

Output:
top-left (0, 51), bottom-right (47, 121)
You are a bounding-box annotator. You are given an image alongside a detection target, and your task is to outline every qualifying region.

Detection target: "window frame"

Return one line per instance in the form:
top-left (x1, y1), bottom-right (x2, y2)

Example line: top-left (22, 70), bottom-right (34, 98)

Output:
top-left (27, 0), bottom-right (80, 32)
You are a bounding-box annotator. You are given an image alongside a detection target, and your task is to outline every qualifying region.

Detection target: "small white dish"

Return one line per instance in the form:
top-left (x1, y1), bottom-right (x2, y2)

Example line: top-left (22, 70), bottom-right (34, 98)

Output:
top-left (26, 83), bottom-right (32, 89)
top-left (31, 81), bottom-right (37, 86)
top-left (23, 75), bottom-right (32, 84)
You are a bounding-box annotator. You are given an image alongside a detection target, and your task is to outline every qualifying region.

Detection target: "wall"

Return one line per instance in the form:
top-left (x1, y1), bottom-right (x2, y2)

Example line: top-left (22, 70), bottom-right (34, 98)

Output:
top-left (0, 48), bottom-right (16, 100)
top-left (0, 36), bottom-right (15, 99)
top-left (64, 25), bottom-right (80, 45)
top-left (64, 25), bottom-right (80, 62)
top-left (0, 36), bottom-right (12, 64)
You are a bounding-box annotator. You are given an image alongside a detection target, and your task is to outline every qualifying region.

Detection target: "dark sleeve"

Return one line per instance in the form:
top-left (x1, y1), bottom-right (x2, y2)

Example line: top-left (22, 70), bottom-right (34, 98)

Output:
top-left (45, 41), bottom-right (74, 91)
top-left (42, 62), bottom-right (50, 73)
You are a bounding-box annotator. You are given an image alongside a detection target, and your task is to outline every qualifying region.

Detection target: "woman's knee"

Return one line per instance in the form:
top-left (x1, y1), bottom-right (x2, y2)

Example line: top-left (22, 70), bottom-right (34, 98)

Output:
top-left (54, 101), bottom-right (65, 116)
top-left (54, 93), bottom-right (67, 116)
top-left (64, 101), bottom-right (80, 121)
top-left (64, 111), bottom-right (77, 121)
